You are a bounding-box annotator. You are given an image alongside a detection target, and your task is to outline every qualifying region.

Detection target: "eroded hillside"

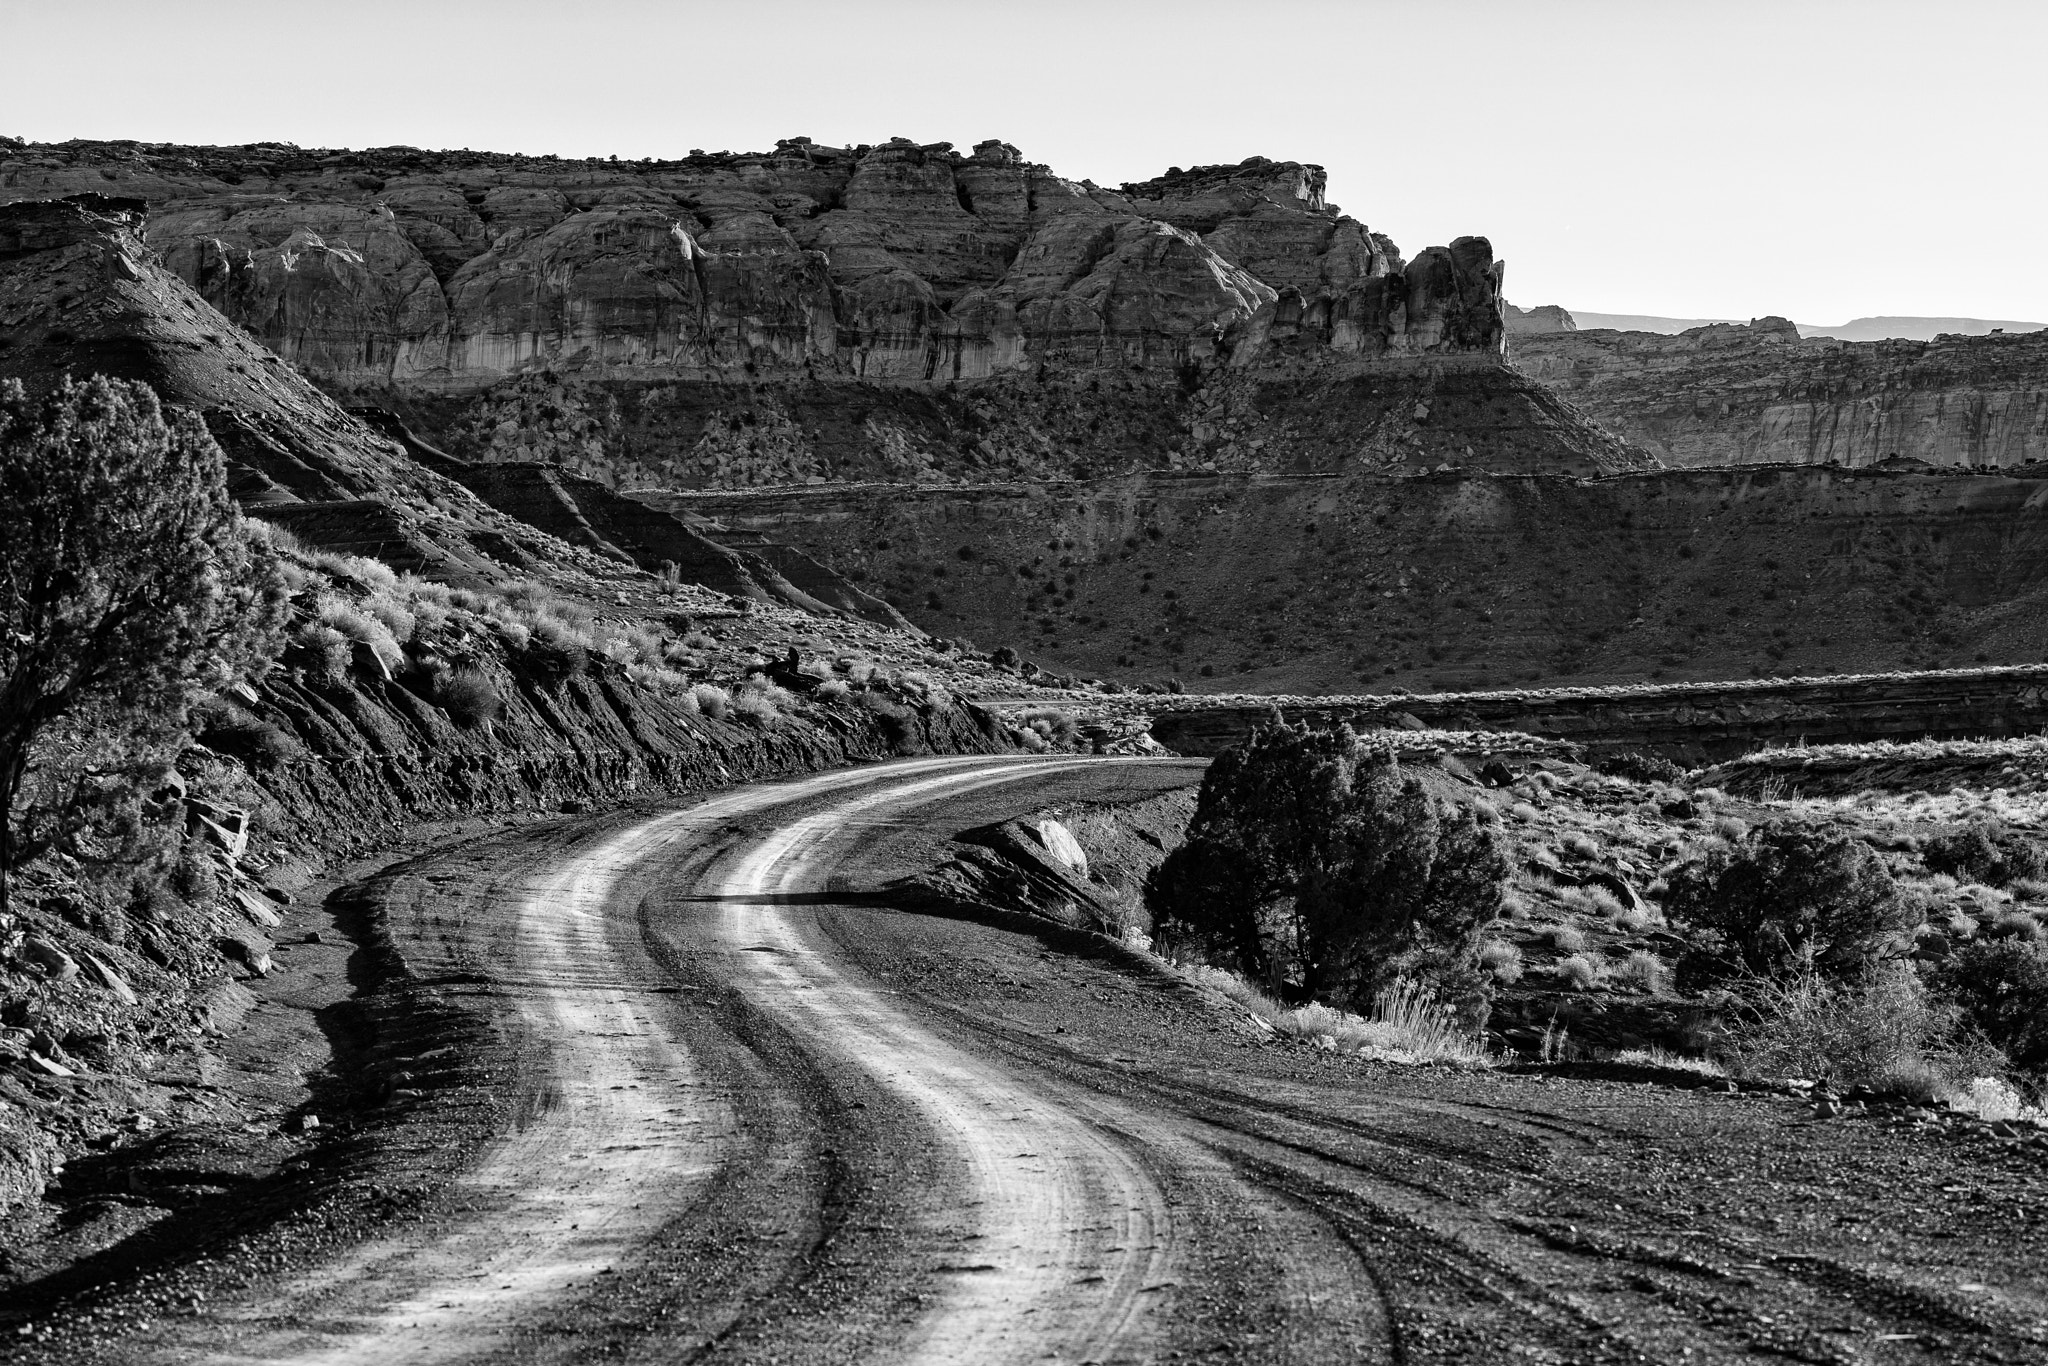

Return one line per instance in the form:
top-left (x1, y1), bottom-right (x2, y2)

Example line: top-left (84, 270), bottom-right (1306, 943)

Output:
top-left (665, 463), bottom-right (2048, 693)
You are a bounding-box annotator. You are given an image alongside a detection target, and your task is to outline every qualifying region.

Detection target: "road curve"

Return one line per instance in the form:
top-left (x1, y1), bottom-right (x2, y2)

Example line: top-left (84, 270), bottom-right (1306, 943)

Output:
top-left (711, 763), bottom-right (1179, 1364)
top-left (31, 756), bottom-right (2048, 1366)
top-left (188, 755), bottom-right (1203, 1365)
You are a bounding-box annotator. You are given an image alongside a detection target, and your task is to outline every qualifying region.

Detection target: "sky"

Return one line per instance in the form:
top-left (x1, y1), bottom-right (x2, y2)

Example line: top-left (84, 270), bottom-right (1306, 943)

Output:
top-left (6, 0), bottom-right (2044, 324)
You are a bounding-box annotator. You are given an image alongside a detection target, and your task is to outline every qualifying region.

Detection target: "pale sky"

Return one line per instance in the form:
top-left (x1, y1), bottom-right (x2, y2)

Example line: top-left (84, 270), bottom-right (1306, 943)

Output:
top-left (6, 0), bottom-right (2043, 323)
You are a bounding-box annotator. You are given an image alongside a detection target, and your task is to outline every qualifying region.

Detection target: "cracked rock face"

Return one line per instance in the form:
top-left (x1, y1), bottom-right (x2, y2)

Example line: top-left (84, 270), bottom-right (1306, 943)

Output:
top-left (0, 138), bottom-right (1507, 391)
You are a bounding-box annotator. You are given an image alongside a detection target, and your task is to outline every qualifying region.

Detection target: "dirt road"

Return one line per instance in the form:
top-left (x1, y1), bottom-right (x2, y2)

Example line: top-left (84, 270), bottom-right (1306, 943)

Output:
top-left (21, 756), bottom-right (2048, 1364)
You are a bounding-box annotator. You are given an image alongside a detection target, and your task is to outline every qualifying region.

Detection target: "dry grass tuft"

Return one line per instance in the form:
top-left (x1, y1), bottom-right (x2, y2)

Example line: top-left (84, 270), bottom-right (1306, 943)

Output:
top-left (1556, 954), bottom-right (1603, 990)
top-left (1480, 939), bottom-right (1524, 984)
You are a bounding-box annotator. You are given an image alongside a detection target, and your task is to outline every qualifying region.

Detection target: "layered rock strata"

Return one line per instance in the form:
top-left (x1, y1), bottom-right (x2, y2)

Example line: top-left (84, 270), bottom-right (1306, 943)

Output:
top-left (1513, 317), bottom-right (2048, 469)
top-left (0, 137), bottom-right (1653, 480)
top-left (1139, 666), bottom-right (2048, 763)
top-left (0, 195), bottom-right (897, 619)
top-left (1, 138), bottom-right (1506, 385)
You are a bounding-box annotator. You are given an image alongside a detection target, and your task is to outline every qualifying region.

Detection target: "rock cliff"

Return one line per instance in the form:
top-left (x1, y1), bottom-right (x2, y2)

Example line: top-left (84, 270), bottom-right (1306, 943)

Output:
top-left (1513, 317), bottom-right (2048, 469)
top-left (0, 139), bottom-right (1504, 385)
top-left (1504, 303), bottom-right (1576, 335)
top-left (0, 137), bottom-right (1653, 481)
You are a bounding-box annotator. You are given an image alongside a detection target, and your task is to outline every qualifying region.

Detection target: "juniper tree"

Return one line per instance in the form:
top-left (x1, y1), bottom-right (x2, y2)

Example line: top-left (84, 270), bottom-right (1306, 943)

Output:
top-left (1146, 718), bottom-right (1508, 1024)
top-left (0, 377), bottom-right (287, 909)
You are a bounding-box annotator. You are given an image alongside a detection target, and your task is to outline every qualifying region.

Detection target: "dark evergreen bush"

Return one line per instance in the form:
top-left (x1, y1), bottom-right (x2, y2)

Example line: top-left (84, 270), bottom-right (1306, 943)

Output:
top-left (432, 669), bottom-right (502, 729)
top-left (1145, 720), bottom-right (1507, 1025)
top-left (1932, 939), bottom-right (2048, 1077)
top-left (0, 377), bottom-right (288, 908)
top-left (1922, 822), bottom-right (2048, 887)
top-left (192, 697), bottom-right (302, 768)
top-left (1664, 821), bottom-right (1919, 988)
top-left (520, 629), bottom-right (587, 687)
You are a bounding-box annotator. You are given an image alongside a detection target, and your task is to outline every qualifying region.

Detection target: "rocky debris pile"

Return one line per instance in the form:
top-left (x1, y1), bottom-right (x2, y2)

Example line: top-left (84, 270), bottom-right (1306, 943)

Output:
top-left (1513, 317), bottom-right (2048, 469)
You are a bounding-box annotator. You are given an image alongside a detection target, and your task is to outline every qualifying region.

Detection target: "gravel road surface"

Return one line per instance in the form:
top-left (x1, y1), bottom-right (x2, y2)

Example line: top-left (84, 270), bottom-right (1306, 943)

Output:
top-left (18, 756), bottom-right (2047, 1365)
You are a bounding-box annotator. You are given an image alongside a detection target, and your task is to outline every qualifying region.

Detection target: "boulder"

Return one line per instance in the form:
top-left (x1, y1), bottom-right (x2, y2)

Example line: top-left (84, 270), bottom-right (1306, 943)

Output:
top-left (20, 936), bottom-right (78, 983)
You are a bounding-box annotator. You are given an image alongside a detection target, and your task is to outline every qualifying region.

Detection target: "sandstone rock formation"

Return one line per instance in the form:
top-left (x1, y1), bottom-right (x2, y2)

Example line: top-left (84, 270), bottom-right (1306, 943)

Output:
top-left (0, 137), bottom-right (1655, 482)
top-left (1513, 317), bottom-right (2048, 468)
top-left (0, 139), bottom-right (1505, 386)
top-left (0, 195), bottom-right (903, 620)
top-left (1504, 303), bottom-right (1576, 335)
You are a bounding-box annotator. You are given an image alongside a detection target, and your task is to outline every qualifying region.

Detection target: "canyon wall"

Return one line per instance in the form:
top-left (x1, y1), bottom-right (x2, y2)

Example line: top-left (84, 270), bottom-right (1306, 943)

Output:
top-left (1512, 318), bottom-right (2048, 470)
top-left (657, 463), bottom-right (2048, 695)
top-left (0, 138), bottom-right (1503, 387)
top-left (0, 137), bottom-right (1654, 482)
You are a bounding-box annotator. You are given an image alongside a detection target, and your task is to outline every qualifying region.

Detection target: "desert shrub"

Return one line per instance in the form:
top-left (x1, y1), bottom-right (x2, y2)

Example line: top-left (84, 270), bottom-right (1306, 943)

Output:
top-left (431, 669), bottom-right (501, 729)
top-left (342, 556), bottom-right (398, 593)
top-left (499, 579), bottom-right (557, 614)
top-left (1615, 1045), bottom-right (1724, 1076)
top-left (170, 843), bottom-right (219, 907)
top-left (859, 689), bottom-right (915, 748)
top-left (1596, 750), bottom-right (1685, 784)
top-left (1664, 821), bottom-right (1918, 988)
top-left (1611, 901), bottom-right (1656, 933)
top-left (1724, 967), bottom-right (1989, 1092)
top-left (1556, 954), bottom-right (1603, 990)
top-left (1923, 822), bottom-right (2048, 888)
top-left (1508, 801), bottom-right (1542, 822)
top-left (1931, 939), bottom-right (2048, 1076)
top-left (647, 666), bottom-right (691, 691)
top-left (1556, 883), bottom-right (1624, 918)
top-left (297, 623), bottom-right (353, 685)
top-left (521, 619), bottom-right (588, 686)
top-left (733, 678), bottom-right (794, 727)
top-left (1988, 910), bottom-right (2045, 942)
top-left (683, 630), bottom-right (717, 651)
top-left (816, 677), bottom-right (851, 703)
top-left (741, 678), bottom-right (797, 709)
top-left (1614, 949), bottom-right (1669, 994)
top-left (1480, 939), bottom-right (1524, 983)
top-left (1019, 706), bottom-right (1078, 748)
top-left (892, 669), bottom-right (950, 707)
top-left (1713, 815), bottom-right (1750, 842)
top-left (1145, 720), bottom-right (1509, 1026)
top-left (316, 595), bottom-right (404, 674)
top-left (364, 592), bottom-right (416, 644)
top-left (410, 595), bottom-right (450, 637)
top-left (1560, 833), bottom-right (1599, 860)
top-left (691, 683), bottom-right (731, 720)
top-left (191, 696), bottom-right (301, 768)
top-left (1544, 922), bottom-right (1587, 953)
